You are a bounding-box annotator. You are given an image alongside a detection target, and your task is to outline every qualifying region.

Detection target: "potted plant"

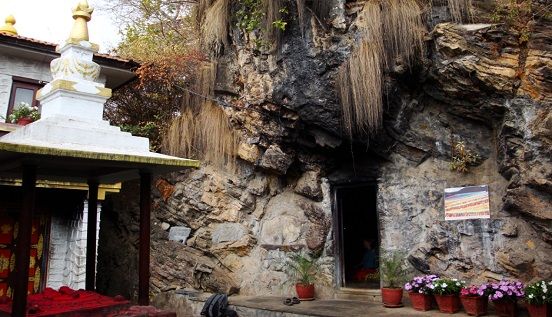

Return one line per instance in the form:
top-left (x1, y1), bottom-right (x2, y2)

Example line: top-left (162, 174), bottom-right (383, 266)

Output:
top-left (380, 252), bottom-right (407, 307)
top-left (8, 102), bottom-right (40, 125)
top-left (405, 274), bottom-right (439, 311)
top-left (488, 280), bottom-right (524, 317)
top-left (525, 280), bottom-right (551, 317)
top-left (285, 253), bottom-right (319, 301)
top-left (432, 278), bottom-right (465, 313)
top-left (461, 284), bottom-right (491, 316)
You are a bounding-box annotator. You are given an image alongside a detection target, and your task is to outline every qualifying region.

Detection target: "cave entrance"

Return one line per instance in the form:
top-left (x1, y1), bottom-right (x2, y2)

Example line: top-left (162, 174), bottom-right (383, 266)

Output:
top-left (333, 183), bottom-right (380, 289)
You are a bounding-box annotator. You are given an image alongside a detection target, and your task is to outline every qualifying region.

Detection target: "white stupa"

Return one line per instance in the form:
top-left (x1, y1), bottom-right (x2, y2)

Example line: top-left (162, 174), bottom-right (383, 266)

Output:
top-left (0, 0), bottom-right (198, 180)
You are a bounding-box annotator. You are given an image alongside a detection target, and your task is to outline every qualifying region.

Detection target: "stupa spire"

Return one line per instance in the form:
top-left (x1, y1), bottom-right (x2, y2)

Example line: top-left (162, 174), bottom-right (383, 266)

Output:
top-left (69, 0), bottom-right (94, 42)
top-left (0, 15), bottom-right (18, 35)
top-left (34, 0), bottom-right (109, 121)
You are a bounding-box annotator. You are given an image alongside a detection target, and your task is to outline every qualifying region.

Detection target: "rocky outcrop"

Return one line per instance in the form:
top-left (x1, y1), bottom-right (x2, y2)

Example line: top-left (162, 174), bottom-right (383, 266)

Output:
top-left (98, 0), bottom-right (551, 301)
top-left (375, 18), bottom-right (552, 282)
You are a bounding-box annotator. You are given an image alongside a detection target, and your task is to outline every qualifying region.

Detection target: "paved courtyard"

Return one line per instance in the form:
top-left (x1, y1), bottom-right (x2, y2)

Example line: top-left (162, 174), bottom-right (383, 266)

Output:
top-left (229, 296), bottom-right (530, 317)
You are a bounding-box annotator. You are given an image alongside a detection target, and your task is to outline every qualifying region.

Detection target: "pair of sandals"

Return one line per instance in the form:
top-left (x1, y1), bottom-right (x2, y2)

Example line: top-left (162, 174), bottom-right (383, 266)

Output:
top-left (283, 297), bottom-right (301, 306)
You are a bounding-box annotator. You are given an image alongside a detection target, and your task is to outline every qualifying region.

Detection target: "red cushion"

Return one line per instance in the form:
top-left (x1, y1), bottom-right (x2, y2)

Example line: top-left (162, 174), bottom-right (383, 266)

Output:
top-left (0, 286), bottom-right (129, 316)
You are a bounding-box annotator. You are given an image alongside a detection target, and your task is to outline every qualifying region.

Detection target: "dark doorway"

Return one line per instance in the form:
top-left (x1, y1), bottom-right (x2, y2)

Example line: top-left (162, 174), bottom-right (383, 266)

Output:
top-left (334, 183), bottom-right (379, 289)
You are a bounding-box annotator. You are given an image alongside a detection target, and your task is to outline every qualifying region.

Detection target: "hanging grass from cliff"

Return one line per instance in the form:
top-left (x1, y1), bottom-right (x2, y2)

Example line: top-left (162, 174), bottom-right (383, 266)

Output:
top-left (200, 0), bottom-right (229, 55)
top-left (164, 108), bottom-right (196, 158)
top-left (339, 1), bottom-right (384, 136)
top-left (382, 0), bottom-right (425, 67)
top-left (163, 60), bottom-right (238, 171)
top-left (182, 62), bottom-right (217, 111)
top-left (196, 0), bottom-right (215, 27)
top-left (164, 102), bottom-right (239, 171)
top-left (446, 0), bottom-right (473, 23)
top-left (195, 102), bottom-right (239, 171)
top-left (338, 0), bottom-right (425, 137)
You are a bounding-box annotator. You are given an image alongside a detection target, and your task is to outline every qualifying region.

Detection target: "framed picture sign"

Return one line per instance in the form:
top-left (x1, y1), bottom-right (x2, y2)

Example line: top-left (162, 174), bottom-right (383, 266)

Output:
top-left (444, 185), bottom-right (491, 220)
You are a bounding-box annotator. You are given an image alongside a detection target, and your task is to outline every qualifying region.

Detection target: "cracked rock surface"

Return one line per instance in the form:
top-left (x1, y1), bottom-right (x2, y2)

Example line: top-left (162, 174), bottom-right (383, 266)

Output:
top-left (97, 0), bottom-right (551, 300)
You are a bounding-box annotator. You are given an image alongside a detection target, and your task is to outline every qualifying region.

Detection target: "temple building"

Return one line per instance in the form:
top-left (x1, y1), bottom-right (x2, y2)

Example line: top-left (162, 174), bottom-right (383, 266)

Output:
top-left (0, 12), bottom-right (138, 293)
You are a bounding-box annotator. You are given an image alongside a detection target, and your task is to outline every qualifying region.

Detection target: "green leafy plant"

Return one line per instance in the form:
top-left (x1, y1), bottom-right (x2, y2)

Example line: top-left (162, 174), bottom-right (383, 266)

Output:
top-left (234, 0), bottom-right (289, 48)
top-left (285, 253), bottom-right (320, 285)
top-left (272, 19), bottom-right (287, 31)
top-left (8, 102), bottom-right (40, 123)
top-left (450, 140), bottom-right (479, 173)
top-left (235, 0), bottom-right (265, 33)
top-left (272, 8), bottom-right (289, 31)
top-left (432, 278), bottom-right (466, 295)
top-left (380, 252), bottom-right (407, 288)
top-left (525, 280), bottom-right (552, 305)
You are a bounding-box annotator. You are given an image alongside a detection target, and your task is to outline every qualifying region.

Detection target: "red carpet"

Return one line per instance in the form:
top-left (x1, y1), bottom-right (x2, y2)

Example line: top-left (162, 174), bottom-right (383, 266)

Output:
top-left (0, 287), bottom-right (129, 316)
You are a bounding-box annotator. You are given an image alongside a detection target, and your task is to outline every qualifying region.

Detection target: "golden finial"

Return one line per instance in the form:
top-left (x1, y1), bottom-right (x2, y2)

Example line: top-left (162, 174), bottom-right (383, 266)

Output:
top-left (68, 0), bottom-right (94, 42)
top-left (0, 15), bottom-right (18, 35)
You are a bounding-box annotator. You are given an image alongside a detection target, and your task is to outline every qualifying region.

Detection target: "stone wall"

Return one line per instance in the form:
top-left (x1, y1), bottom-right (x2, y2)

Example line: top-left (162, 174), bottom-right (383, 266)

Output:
top-left (97, 181), bottom-right (140, 299)
top-left (97, 0), bottom-right (551, 302)
top-left (150, 165), bottom-right (336, 298)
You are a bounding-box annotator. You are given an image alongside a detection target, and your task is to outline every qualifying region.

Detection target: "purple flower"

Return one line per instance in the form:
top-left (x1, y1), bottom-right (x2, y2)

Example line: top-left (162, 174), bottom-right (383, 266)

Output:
top-left (405, 274), bottom-right (440, 295)
top-left (487, 280), bottom-right (525, 301)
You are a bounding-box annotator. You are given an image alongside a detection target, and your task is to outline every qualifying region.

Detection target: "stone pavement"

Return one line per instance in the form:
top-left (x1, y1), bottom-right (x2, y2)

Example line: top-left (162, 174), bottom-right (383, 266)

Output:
top-left (229, 296), bottom-right (530, 317)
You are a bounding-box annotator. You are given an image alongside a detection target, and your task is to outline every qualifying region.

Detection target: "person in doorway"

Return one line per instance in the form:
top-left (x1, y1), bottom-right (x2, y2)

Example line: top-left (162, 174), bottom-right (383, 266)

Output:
top-left (354, 238), bottom-right (379, 281)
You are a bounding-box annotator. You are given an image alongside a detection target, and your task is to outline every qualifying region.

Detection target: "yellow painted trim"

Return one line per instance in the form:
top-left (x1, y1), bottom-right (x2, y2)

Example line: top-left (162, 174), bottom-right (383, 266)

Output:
top-left (96, 86), bottom-right (112, 98)
top-left (0, 142), bottom-right (200, 168)
top-left (50, 79), bottom-right (77, 92)
top-left (37, 80), bottom-right (77, 99)
top-left (0, 179), bottom-right (121, 200)
top-left (37, 80), bottom-right (112, 99)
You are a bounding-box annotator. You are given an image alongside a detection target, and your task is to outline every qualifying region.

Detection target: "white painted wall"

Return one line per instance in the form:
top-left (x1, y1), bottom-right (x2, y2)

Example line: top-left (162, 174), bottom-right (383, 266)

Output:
top-left (46, 201), bottom-right (101, 290)
top-left (0, 54), bottom-right (51, 121)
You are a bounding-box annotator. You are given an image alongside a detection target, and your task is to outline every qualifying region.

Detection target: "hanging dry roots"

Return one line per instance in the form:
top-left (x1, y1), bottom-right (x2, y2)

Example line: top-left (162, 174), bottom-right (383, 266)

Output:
top-left (338, 0), bottom-right (424, 137)
top-left (163, 102), bottom-right (239, 172)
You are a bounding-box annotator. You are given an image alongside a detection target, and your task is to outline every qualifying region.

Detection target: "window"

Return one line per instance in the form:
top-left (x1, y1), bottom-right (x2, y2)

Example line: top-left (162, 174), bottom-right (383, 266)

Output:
top-left (6, 78), bottom-right (45, 119)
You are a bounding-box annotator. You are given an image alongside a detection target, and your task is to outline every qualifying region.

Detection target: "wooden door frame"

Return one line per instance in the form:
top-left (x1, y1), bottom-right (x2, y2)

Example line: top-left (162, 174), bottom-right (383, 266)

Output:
top-left (6, 77), bottom-right (45, 118)
top-left (331, 181), bottom-right (380, 289)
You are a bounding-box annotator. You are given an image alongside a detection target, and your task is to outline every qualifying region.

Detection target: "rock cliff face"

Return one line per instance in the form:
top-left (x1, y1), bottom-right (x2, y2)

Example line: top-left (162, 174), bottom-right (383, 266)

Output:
top-left (97, 0), bottom-right (551, 300)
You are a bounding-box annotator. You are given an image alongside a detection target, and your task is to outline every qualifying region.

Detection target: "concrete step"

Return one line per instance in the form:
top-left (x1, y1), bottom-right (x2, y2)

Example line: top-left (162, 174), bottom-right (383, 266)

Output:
top-left (334, 288), bottom-right (382, 303)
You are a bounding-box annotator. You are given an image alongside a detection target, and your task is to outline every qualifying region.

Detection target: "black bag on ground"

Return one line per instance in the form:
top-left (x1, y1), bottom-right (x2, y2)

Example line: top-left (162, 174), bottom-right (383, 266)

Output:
top-left (201, 293), bottom-right (238, 317)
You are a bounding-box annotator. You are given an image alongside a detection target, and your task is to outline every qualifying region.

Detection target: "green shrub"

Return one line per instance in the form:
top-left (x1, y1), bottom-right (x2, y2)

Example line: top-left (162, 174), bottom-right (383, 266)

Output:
top-left (380, 252), bottom-right (407, 288)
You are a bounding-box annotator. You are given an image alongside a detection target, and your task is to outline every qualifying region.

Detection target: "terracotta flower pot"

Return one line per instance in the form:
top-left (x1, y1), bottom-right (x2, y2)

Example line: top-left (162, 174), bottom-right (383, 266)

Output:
top-left (493, 300), bottom-right (517, 317)
top-left (295, 283), bottom-right (314, 300)
top-left (461, 295), bottom-right (489, 316)
top-left (381, 288), bottom-right (403, 307)
top-left (409, 292), bottom-right (433, 311)
top-left (16, 117), bottom-right (33, 125)
top-left (527, 304), bottom-right (549, 317)
top-left (434, 294), bottom-right (462, 314)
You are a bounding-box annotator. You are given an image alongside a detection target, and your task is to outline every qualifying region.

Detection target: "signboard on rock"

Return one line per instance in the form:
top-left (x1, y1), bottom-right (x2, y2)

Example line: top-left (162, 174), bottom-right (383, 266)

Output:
top-left (444, 185), bottom-right (491, 220)
top-left (168, 226), bottom-right (191, 244)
